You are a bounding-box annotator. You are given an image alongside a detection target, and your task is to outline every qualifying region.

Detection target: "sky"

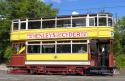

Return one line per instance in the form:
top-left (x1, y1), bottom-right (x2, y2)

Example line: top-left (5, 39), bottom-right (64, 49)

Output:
top-left (43, 0), bottom-right (125, 18)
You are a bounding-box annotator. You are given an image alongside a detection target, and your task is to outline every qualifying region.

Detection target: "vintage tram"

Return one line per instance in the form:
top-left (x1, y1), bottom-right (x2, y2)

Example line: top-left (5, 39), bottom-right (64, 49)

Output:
top-left (9, 12), bottom-right (116, 75)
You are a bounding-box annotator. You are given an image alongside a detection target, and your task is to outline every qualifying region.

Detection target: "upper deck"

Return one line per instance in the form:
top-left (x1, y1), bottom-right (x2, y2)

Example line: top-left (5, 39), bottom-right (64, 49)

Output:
top-left (10, 12), bottom-right (114, 41)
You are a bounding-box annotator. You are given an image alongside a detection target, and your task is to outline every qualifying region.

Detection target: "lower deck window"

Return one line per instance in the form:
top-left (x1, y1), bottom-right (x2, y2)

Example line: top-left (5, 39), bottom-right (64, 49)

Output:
top-left (27, 40), bottom-right (87, 54)
top-left (27, 45), bottom-right (40, 53)
top-left (42, 45), bottom-right (55, 53)
top-left (72, 44), bottom-right (87, 53)
top-left (57, 44), bottom-right (71, 53)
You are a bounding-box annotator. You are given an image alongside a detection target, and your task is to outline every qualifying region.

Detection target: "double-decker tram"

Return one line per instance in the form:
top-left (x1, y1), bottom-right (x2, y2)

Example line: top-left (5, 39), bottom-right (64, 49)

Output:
top-left (9, 12), bottom-right (116, 75)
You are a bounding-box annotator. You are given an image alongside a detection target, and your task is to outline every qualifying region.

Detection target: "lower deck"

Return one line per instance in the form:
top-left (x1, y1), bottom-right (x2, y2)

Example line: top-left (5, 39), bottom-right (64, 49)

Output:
top-left (10, 39), bottom-right (115, 68)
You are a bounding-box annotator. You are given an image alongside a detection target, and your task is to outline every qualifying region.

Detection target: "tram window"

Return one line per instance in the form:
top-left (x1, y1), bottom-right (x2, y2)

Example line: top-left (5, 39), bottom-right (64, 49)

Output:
top-left (13, 23), bottom-right (18, 30)
top-left (99, 18), bottom-right (106, 26)
top-left (12, 45), bottom-right (20, 54)
top-left (57, 40), bottom-right (71, 43)
top-left (28, 42), bottom-right (40, 44)
top-left (72, 44), bottom-right (87, 53)
top-left (72, 18), bottom-right (86, 27)
top-left (95, 17), bottom-right (97, 26)
top-left (108, 18), bottom-right (112, 26)
top-left (27, 45), bottom-right (40, 53)
top-left (72, 40), bottom-right (87, 43)
top-left (57, 44), bottom-right (71, 53)
top-left (89, 18), bottom-right (95, 26)
top-left (57, 19), bottom-right (71, 27)
top-left (42, 41), bottom-right (55, 44)
top-left (28, 21), bottom-right (41, 29)
top-left (90, 43), bottom-right (98, 56)
top-left (42, 20), bottom-right (55, 28)
top-left (20, 22), bottom-right (26, 29)
top-left (42, 45), bottom-right (55, 53)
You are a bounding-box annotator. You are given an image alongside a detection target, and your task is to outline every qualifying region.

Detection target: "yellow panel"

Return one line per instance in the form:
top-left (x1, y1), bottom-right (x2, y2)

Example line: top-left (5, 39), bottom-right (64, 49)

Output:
top-left (10, 27), bottom-right (114, 41)
top-left (26, 54), bottom-right (88, 61)
top-left (10, 33), bottom-right (19, 40)
top-left (98, 31), bottom-right (111, 37)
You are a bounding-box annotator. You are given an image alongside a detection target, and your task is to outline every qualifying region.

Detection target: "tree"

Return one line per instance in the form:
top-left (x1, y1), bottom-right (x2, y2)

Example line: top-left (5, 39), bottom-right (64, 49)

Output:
top-left (114, 16), bottom-right (125, 54)
top-left (0, 0), bottom-right (58, 62)
top-left (114, 17), bottom-right (125, 68)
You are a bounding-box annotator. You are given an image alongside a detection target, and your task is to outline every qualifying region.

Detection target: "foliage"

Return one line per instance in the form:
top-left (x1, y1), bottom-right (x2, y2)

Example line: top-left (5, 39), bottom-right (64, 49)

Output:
top-left (0, 0), bottom-right (58, 19)
top-left (115, 54), bottom-right (125, 68)
top-left (114, 17), bottom-right (125, 54)
top-left (0, 19), bottom-right (11, 62)
top-left (4, 46), bottom-right (11, 61)
top-left (114, 16), bottom-right (125, 68)
top-left (0, 0), bottom-right (58, 62)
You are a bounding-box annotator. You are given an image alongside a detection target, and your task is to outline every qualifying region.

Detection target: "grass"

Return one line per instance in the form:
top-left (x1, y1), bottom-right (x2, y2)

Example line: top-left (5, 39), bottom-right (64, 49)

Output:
top-left (115, 54), bottom-right (125, 68)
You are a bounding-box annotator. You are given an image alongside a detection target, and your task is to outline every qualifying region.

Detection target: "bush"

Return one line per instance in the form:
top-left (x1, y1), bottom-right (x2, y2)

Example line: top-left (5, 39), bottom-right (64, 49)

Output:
top-left (4, 46), bottom-right (11, 61)
top-left (115, 54), bottom-right (125, 68)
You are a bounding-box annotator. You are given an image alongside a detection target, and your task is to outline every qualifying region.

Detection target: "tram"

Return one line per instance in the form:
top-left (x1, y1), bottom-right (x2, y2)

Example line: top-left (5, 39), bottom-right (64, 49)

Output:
top-left (9, 12), bottom-right (116, 75)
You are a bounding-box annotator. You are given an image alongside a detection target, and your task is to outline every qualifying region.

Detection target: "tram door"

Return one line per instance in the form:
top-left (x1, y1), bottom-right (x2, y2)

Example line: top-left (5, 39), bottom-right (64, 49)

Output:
top-left (90, 39), bottom-right (110, 67)
top-left (97, 40), bottom-right (110, 67)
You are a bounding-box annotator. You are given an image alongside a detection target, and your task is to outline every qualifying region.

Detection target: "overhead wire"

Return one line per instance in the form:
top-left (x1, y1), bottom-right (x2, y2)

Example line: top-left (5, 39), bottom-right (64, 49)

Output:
top-left (59, 5), bottom-right (125, 12)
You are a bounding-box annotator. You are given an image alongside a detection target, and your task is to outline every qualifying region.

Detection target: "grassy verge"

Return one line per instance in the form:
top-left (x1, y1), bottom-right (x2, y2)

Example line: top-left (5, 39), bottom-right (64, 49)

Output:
top-left (115, 54), bottom-right (125, 68)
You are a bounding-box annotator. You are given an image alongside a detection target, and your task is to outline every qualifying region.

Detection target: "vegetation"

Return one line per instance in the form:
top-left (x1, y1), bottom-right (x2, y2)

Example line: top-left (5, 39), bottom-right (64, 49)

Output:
top-left (0, 0), bottom-right (58, 62)
top-left (116, 54), bottom-right (125, 68)
top-left (4, 46), bottom-right (11, 61)
top-left (114, 17), bottom-right (125, 68)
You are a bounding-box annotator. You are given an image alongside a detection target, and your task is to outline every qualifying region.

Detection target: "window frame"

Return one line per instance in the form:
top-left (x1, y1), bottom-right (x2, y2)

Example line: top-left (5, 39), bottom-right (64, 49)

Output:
top-left (42, 19), bottom-right (56, 29)
top-left (56, 40), bottom-right (71, 53)
top-left (72, 17), bottom-right (86, 27)
top-left (20, 21), bottom-right (26, 30)
top-left (26, 42), bottom-right (41, 54)
top-left (11, 14), bottom-right (113, 31)
top-left (98, 17), bottom-right (107, 26)
top-left (42, 41), bottom-right (55, 54)
top-left (26, 40), bottom-right (88, 54)
top-left (57, 18), bottom-right (71, 28)
top-left (28, 20), bottom-right (41, 29)
top-left (13, 22), bottom-right (19, 31)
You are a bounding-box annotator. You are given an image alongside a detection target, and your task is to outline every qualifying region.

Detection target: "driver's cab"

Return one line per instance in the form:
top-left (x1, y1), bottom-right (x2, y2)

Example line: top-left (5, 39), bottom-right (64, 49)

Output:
top-left (90, 39), bottom-right (114, 67)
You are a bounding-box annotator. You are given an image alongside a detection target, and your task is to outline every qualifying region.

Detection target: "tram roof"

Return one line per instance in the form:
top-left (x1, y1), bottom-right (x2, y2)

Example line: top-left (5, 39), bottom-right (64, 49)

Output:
top-left (13, 12), bottom-right (113, 21)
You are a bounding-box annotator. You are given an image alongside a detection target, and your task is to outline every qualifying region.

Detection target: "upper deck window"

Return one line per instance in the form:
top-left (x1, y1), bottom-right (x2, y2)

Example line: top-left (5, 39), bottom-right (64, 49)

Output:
top-left (89, 18), bottom-right (95, 26)
top-left (42, 20), bottom-right (55, 28)
top-left (28, 21), bottom-right (41, 29)
top-left (13, 23), bottom-right (18, 30)
top-left (11, 13), bottom-right (113, 31)
top-left (108, 18), bottom-right (112, 26)
top-left (72, 18), bottom-right (86, 27)
top-left (57, 18), bottom-right (71, 27)
top-left (20, 22), bottom-right (26, 29)
top-left (99, 17), bottom-right (106, 26)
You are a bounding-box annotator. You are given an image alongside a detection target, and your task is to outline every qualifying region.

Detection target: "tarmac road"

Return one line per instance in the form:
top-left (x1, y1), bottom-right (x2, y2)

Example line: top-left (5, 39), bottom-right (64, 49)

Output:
top-left (0, 70), bottom-right (125, 81)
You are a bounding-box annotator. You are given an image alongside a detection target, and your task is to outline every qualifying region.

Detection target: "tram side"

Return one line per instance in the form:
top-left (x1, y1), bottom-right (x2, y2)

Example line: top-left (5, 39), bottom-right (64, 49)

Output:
top-left (9, 13), bottom-right (116, 75)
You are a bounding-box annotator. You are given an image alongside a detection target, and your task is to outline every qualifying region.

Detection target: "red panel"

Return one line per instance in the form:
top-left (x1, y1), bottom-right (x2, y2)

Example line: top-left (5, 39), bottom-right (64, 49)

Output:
top-left (109, 53), bottom-right (115, 67)
top-left (10, 54), bottom-right (25, 66)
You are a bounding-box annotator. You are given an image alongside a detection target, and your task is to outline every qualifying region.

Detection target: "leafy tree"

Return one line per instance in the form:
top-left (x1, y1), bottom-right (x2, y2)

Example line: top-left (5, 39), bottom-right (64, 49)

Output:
top-left (115, 17), bottom-right (125, 54)
top-left (0, 0), bottom-right (58, 62)
top-left (4, 46), bottom-right (11, 61)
